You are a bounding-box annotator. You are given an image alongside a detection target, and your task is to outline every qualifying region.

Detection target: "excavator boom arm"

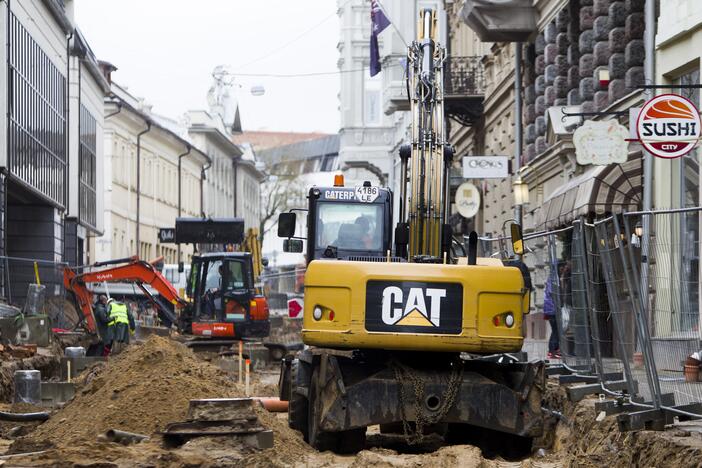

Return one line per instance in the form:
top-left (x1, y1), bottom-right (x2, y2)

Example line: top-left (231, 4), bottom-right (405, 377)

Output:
top-left (64, 259), bottom-right (186, 334)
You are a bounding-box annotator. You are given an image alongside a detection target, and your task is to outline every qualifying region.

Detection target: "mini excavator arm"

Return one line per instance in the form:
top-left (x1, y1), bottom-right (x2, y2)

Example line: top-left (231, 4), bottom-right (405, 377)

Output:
top-left (63, 257), bottom-right (187, 334)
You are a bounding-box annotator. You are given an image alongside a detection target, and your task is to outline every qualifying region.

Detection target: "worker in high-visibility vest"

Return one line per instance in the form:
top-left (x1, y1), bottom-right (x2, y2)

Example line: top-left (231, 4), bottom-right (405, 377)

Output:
top-left (107, 298), bottom-right (136, 352)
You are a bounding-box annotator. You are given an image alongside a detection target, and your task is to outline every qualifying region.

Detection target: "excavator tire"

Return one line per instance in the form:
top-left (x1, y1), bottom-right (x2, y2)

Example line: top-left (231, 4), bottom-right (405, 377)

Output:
top-left (307, 365), bottom-right (366, 454)
top-left (288, 359), bottom-right (309, 439)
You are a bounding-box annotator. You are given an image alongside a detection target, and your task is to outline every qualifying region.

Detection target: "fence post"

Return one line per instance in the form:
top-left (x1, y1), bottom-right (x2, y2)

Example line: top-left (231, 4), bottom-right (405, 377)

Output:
top-left (571, 219), bottom-right (594, 372)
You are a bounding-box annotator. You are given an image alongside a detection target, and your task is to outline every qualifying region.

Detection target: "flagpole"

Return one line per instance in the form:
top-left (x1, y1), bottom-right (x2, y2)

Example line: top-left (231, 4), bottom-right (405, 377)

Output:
top-left (375, 0), bottom-right (408, 47)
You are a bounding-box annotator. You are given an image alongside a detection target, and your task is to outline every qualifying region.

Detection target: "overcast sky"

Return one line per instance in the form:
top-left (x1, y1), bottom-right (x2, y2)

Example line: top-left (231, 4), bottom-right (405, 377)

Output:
top-left (75, 0), bottom-right (341, 134)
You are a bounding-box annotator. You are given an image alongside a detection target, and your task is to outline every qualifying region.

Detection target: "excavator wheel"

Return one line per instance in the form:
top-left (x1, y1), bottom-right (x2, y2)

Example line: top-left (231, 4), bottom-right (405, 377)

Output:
top-left (288, 359), bottom-right (309, 439)
top-left (307, 365), bottom-right (366, 454)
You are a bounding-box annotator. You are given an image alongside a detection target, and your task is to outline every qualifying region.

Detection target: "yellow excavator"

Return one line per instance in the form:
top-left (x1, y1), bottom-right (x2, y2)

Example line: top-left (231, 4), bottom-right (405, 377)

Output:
top-left (277, 9), bottom-right (544, 454)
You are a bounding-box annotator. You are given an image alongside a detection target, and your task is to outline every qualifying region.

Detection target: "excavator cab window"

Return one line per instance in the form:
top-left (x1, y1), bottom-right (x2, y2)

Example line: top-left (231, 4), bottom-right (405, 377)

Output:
top-left (196, 258), bottom-right (251, 321)
top-left (316, 203), bottom-right (383, 252)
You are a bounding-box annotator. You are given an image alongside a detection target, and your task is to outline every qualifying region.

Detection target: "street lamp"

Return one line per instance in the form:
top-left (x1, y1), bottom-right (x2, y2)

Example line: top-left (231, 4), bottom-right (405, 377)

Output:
top-left (513, 177), bottom-right (529, 206)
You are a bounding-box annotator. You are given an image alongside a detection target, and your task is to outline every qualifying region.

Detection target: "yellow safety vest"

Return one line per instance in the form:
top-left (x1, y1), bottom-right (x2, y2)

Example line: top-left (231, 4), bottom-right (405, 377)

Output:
top-left (108, 302), bottom-right (129, 326)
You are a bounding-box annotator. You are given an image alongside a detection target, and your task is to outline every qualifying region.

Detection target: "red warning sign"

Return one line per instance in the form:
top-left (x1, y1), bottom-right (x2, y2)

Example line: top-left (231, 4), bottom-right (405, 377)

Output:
top-left (637, 94), bottom-right (701, 159)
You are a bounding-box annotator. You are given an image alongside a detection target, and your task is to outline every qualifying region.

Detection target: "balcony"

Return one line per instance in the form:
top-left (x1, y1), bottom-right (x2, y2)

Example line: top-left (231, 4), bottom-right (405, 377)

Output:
top-left (444, 56), bottom-right (485, 127)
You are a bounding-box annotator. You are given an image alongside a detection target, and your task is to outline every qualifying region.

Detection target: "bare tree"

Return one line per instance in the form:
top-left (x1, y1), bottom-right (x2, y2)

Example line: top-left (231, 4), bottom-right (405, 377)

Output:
top-left (259, 174), bottom-right (305, 242)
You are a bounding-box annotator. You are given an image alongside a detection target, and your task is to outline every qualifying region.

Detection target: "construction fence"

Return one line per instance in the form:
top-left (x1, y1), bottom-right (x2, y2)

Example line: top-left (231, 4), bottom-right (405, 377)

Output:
top-left (479, 206), bottom-right (702, 430)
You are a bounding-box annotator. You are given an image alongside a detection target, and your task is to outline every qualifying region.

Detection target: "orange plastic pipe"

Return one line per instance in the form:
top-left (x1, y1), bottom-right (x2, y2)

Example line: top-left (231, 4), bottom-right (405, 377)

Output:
top-left (254, 397), bottom-right (288, 412)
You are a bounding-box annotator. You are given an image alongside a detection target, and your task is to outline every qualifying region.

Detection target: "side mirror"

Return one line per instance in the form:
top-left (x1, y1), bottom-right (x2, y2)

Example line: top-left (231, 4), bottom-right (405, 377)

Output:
top-left (261, 257), bottom-right (269, 267)
top-left (278, 212), bottom-right (297, 238)
top-left (283, 239), bottom-right (303, 253)
top-left (510, 223), bottom-right (524, 256)
top-left (178, 261), bottom-right (184, 273)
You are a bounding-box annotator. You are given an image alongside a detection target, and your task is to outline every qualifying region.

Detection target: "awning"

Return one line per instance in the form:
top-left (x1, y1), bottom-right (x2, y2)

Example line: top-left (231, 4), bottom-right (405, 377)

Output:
top-left (537, 154), bottom-right (643, 229)
top-left (460, 0), bottom-right (537, 42)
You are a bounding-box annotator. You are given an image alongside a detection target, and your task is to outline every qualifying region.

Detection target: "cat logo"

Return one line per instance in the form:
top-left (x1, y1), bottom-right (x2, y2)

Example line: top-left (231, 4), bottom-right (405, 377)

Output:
top-left (365, 280), bottom-right (462, 334)
top-left (382, 286), bottom-right (445, 327)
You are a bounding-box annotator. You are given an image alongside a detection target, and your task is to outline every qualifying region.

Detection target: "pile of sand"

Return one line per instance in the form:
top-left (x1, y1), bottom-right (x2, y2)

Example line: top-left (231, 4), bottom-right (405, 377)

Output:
top-left (32, 335), bottom-right (243, 445)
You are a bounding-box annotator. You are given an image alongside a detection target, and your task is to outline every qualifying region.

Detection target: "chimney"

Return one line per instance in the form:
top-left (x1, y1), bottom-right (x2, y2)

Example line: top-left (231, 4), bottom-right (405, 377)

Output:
top-left (97, 60), bottom-right (118, 85)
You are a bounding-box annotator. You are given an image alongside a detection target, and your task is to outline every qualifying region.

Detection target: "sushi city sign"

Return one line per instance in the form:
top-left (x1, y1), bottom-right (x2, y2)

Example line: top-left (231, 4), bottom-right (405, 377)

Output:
top-left (636, 94), bottom-right (701, 159)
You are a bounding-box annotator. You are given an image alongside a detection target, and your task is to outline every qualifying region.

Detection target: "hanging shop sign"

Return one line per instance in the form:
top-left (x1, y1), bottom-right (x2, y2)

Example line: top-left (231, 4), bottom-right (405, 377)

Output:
top-left (462, 156), bottom-right (509, 179)
top-left (636, 94), bottom-right (701, 159)
top-left (158, 228), bottom-right (176, 243)
top-left (573, 120), bottom-right (629, 165)
top-left (455, 182), bottom-right (480, 218)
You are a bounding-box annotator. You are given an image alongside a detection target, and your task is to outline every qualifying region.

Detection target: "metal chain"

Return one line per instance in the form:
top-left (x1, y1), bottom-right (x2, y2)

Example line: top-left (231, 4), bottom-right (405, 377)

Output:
top-left (392, 358), bottom-right (463, 445)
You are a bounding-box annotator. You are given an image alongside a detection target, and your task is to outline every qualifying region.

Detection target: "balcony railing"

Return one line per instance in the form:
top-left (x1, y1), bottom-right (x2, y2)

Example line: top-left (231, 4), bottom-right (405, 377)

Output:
top-left (444, 56), bottom-right (485, 97)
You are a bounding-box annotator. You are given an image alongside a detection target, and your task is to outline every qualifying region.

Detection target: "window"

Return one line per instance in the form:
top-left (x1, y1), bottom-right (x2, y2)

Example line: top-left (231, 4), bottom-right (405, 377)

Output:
top-left (364, 74), bottom-right (382, 126)
top-left (8, 12), bottom-right (67, 206)
top-left (316, 202), bottom-right (383, 251)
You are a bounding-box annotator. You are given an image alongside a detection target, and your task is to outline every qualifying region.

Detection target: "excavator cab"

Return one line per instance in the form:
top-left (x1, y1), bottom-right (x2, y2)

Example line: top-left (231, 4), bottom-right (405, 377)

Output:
top-left (279, 179), bottom-right (393, 262)
top-left (175, 218), bottom-right (270, 340)
top-left (181, 253), bottom-right (269, 339)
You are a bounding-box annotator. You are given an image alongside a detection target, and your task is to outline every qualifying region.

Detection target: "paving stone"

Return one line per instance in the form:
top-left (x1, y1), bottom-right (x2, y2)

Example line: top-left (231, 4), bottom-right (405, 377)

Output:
top-left (579, 53), bottom-right (595, 78)
top-left (556, 32), bottom-right (569, 55)
top-left (536, 75), bottom-right (546, 95)
top-left (554, 75), bottom-right (569, 98)
top-left (526, 104), bottom-right (536, 123)
top-left (525, 84), bottom-right (536, 104)
top-left (626, 13), bottom-right (645, 40)
top-left (536, 95), bottom-right (547, 115)
top-left (545, 43), bottom-right (559, 64)
top-left (625, 39), bottom-right (645, 68)
top-left (535, 33), bottom-right (546, 55)
top-left (581, 100), bottom-right (596, 113)
top-left (568, 44), bottom-right (580, 66)
top-left (593, 15), bottom-right (613, 41)
top-left (557, 8), bottom-right (571, 31)
top-left (594, 41), bottom-right (611, 66)
top-left (568, 88), bottom-right (582, 105)
top-left (609, 52), bottom-right (626, 79)
top-left (525, 123), bottom-right (536, 144)
top-left (580, 77), bottom-right (595, 100)
top-left (625, 66), bottom-right (644, 90)
top-left (609, 1), bottom-right (626, 26)
top-left (535, 54), bottom-right (546, 75)
top-left (609, 27), bottom-right (626, 53)
top-left (580, 6), bottom-right (595, 30)
top-left (545, 85), bottom-right (556, 106)
top-left (609, 78), bottom-right (627, 102)
top-left (626, 0), bottom-right (644, 13)
top-left (568, 66), bottom-right (580, 89)
top-left (579, 28), bottom-right (595, 53)
top-left (594, 0), bottom-right (610, 16)
top-left (545, 21), bottom-right (558, 44)
top-left (594, 90), bottom-right (610, 110)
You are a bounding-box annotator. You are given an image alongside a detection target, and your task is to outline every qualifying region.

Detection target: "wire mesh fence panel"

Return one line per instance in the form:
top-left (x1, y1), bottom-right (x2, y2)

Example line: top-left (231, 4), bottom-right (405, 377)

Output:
top-left (557, 222), bottom-right (596, 373)
top-left (582, 221), bottom-right (636, 397)
top-left (624, 208), bottom-right (702, 411)
top-left (594, 218), bottom-right (650, 400)
top-left (0, 256), bottom-right (76, 330)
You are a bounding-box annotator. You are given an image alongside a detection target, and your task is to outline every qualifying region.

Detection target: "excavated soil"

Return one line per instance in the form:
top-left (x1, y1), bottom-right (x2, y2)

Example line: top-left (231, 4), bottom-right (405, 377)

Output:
top-left (6, 339), bottom-right (702, 466)
top-left (28, 335), bottom-right (272, 446)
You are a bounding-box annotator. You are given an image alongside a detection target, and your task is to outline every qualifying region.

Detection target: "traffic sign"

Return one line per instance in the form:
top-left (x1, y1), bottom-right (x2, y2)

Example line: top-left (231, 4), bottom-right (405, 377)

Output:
top-left (637, 94), bottom-right (701, 159)
top-left (288, 298), bottom-right (303, 318)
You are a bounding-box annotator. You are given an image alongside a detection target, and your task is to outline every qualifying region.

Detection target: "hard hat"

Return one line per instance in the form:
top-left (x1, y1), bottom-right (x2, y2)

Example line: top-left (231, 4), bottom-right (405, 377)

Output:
top-left (107, 298), bottom-right (114, 303)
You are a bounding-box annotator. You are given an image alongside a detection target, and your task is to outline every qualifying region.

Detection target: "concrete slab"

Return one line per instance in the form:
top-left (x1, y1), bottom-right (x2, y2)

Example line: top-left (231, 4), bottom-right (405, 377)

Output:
top-left (40, 382), bottom-right (75, 407)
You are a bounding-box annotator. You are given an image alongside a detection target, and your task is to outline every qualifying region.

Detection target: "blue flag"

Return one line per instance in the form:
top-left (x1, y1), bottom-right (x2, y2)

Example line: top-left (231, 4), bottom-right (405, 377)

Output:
top-left (370, 0), bottom-right (390, 77)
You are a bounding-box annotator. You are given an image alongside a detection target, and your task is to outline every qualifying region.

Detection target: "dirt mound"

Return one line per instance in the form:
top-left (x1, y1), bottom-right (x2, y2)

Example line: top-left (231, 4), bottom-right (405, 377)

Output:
top-left (31, 336), bottom-right (243, 445)
top-left (551, 390), bottom-right (702, 467)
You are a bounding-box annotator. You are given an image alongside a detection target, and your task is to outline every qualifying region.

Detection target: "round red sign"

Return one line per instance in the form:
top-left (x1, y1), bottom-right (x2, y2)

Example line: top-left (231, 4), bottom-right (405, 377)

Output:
top-left (636, 93), bottom-right (701, 159)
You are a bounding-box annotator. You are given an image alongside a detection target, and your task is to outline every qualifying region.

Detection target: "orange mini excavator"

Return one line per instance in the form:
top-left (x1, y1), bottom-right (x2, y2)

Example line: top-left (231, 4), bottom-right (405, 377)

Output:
top-left (63, 256), bottom-right (186, 335)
